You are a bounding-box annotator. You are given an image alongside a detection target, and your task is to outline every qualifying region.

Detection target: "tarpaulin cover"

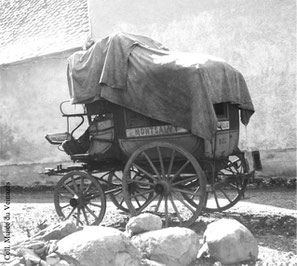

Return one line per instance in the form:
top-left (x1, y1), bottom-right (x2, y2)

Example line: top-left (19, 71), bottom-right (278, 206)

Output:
top-left (67, 32), bottom-right (254, 140)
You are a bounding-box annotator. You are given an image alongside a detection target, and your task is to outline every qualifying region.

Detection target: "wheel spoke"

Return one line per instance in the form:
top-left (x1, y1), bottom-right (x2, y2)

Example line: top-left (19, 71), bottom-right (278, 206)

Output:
top-left (82, 208), bottom-right (89, 225)
top-left (136, 193), bottom-right (158, 213)
top-left (134, 196), bottom-right (142, 208)
top-left (174, 187), bottom-right (202, 197)
top-left (230, 182), bottom-right (241, 190)
top-left (171, 160), bottom-right (190, 181)
top-left (132, 163), bottom-right (158, 182)
top-left (76, 207), bottom-right (81, 225)
top-left (154, 194), bottom-right (163, 213)
top-left (65, 207), bottom-right (76, 220)
top-left (167, 149), bottom-right (176, 178)
top-left (172, 176), bottom-right (197, 186)
top-left (59, 193), bottom-right (72, 199)
top-left (142, 151), bottom-right (161, 179)
top-left (157, 146), bottom-right (166, 178)
top-left (213, 190), bottom-right (220, 209)
top-left (164, 195), bottom-right (169, 227)
top-left (169, 194), bottom-right (183, 225)
top-left (61, 204), bottom-right (70, 209)
top-left (63, 184), bottom-right (76, 196)
top-left (118, 197), bottom-right (125, 206)
top-left (88, 202), bottom-right (102, 208)
top-left (219, 188), bottom-right (232, 203)
top-left (85, 205), bottom-right (99, 219)
top-left (84, 182), bottom-right (94, 193)
top-left (80, 177), bottom-right (84, 192)
top-left (110, 188), bottom-right (122, 196)
top-left (129, 188), bottom-right (155, 199)
top-left (71, 176), bottom-right (79, 193)
top-left (172, 192), bottom-right (196, 214)
top-left (85, 192), bottom-right (103, 201)
top-left (130, 179), bottom-right (155, 186)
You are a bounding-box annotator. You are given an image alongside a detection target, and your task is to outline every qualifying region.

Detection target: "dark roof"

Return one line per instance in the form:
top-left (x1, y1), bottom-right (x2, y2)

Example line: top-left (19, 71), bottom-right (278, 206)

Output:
top-left (0, 0), bottom-right (89, 65)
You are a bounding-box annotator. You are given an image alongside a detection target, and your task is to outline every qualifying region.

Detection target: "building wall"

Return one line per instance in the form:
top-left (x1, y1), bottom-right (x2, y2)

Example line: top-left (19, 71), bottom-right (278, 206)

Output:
top-left (0, 51), bottom-right (80, 166)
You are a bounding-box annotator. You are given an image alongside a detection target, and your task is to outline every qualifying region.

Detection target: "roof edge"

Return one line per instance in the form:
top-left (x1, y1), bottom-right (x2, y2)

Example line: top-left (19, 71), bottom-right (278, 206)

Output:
top-left (0, 47), bottom-right (82, 68)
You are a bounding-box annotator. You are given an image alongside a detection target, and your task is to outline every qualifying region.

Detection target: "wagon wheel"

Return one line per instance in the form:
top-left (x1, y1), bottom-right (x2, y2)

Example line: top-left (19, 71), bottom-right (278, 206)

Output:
top-left (204, 154), bottom-right (249, 212)
top-left (54, 171), bottom-right (106, 225)
top-left (107, 171), bottom-right (129, 212)
top-left (122, 142), bottom-right (207, 227)
top-left (108, 170), bottom-right (155, 212)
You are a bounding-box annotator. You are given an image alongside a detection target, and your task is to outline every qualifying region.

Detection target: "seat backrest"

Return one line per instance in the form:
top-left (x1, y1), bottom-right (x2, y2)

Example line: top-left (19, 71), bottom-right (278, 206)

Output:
top-left (87, 118), bottom-right (114, 155)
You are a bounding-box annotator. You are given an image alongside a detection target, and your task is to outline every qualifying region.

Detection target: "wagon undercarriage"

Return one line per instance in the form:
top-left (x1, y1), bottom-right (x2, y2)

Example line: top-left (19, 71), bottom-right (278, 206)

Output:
top-left (47, 142), bottom-right (253, 227)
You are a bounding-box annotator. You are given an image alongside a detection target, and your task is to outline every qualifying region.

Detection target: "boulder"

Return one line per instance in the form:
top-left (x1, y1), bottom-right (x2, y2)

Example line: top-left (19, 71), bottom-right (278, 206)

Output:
top-left (198, 218), bottom-right (258, 264)
top-left (18, 248), bottom-right (41, 265)
top-left (56, 226), bottom-right (141, 266)
top-left (141, 258), bottom-right (166, 266)
top-left (132, 227), bottom-right (200, 266)
top-left (46, 252), bottom-right (60, 265)
top-left (31, 221), bottom-right (82, 241)
top-left (126, 213), bottom-right (162, 236)
top-left (55, 260), bottom-right (70, 266)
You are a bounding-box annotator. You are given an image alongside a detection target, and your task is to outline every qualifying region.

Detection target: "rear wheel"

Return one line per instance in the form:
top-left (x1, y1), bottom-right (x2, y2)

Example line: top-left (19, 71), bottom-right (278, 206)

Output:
top-left (108, 170), bottom-right (155, 212)
top-left (122, 142), bottom-right (207, 227)
top-left (107, 171), bottom-right (129, 212)
top-left (204, 154), bottom-right (248, 212)
top-left (54, 171), bottom-right (106, 225)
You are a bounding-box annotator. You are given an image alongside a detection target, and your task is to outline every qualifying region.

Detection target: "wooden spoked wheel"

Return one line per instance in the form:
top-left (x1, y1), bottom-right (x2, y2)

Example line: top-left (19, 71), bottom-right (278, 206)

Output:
top-left (122, 142), bottom-right (207, 227)
top-left (107, 171), bottom-right (129, 212)
top-left (204, 154), bottom-right (249, 212)
top-left (108, 170), bottom-right (154, 212)
top-left (54, 171), bottom-right (106, 225)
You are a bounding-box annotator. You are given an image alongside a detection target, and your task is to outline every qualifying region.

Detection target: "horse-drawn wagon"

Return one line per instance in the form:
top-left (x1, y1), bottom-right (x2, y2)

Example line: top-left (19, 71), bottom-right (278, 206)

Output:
top-left (45, 32), bottom-right (255, 227)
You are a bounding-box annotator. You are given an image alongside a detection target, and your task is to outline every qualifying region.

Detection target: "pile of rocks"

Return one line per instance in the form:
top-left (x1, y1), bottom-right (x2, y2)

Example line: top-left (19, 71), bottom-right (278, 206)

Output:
top-left (0, 214), bottom-right (258, 266)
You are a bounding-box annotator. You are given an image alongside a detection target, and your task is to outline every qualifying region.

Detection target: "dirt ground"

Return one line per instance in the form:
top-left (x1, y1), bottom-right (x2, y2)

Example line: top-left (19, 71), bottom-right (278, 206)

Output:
top-left (1, 185), bottom-right (296, 265)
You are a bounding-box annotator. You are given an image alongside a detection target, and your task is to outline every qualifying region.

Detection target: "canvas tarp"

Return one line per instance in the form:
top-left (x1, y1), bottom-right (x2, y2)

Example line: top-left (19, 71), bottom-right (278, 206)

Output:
top-left (67, 32), bottom-right (254, 141)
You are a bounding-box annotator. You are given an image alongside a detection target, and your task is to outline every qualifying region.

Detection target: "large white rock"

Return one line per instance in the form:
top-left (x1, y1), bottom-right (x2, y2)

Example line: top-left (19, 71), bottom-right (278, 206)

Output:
top-left (56, 226), bottom-right (141, 266)
top-left (132, 227), bottom-right (200, 266)
top-left (31, 221), bottom-right (82, 241)
top-left (126, 213), bottom-right (163, 236)
top-left (199, 218), bottom-right (258, 264)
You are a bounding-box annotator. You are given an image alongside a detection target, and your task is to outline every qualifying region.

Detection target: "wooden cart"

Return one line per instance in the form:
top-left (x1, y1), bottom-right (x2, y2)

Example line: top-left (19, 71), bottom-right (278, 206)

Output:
top-left (45, 99), bottom-right (252, 227)
top-left (45, 32), bottom-right (255, 227)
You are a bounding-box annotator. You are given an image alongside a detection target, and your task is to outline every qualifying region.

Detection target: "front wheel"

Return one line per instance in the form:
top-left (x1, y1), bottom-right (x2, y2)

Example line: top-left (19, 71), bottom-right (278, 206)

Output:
top-left (122, 142), bottom-right (207, 227)
top-left (54, 171), bottom-right (106, 225)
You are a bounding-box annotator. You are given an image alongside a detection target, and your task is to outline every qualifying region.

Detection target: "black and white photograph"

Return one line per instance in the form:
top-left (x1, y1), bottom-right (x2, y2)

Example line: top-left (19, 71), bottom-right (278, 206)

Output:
top-left (0, 0), bottom-right (296, 265)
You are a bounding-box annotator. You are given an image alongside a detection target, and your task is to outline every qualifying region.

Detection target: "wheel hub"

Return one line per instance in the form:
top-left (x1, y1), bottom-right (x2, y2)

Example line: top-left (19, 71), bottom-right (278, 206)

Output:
top-left (154, 181), bottom-right (171, 196)
top-left (69, 197), bottom-right (78, 208)
top-left (128, 182), bottom-right (138, 194)
top-left (69, 195), bottom-right (87, 208)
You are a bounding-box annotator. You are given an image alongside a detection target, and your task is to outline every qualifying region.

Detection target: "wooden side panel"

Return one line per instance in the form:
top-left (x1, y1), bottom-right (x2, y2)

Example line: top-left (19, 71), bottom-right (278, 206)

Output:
top-left (118, 134), bottom-right (203, 158)
top-left (204, 103), bottom-right (240, 158)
